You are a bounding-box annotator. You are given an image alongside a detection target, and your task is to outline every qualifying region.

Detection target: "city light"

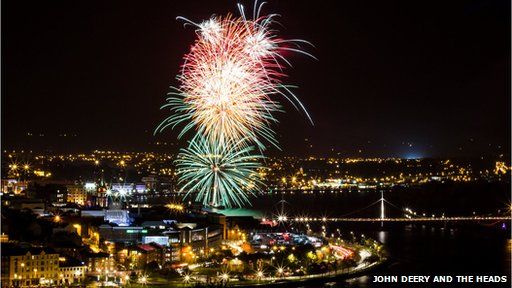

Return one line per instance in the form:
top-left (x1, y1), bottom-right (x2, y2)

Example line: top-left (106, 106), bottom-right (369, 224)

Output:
top-left (183, 274), bottom-right (191, 283)
top-left (221, 273), bottom-right (229, 281)
top-left (138, 275), bottom-right (148, 285)
top-left (166, 203), bottom-right (185, 212)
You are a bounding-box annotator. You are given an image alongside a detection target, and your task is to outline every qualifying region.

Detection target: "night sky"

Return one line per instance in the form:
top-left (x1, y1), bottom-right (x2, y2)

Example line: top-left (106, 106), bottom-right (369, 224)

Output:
top-left (2, 0), bottom-right (510, 157)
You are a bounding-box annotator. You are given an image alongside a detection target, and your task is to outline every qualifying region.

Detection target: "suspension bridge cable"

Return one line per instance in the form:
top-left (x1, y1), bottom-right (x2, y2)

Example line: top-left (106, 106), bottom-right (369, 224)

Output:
top-left (337, 199), bottom-right (383, 217)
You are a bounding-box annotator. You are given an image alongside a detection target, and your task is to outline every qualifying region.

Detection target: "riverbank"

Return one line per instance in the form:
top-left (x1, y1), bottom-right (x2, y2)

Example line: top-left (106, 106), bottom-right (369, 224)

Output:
top-left (230, 257), bottom-right (386, 287)
top-left (122, 256), bottom-right (386, 288)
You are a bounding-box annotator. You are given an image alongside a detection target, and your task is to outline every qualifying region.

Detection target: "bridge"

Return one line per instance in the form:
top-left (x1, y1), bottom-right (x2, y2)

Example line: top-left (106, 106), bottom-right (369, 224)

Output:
top-left (289, 216), bottom-right (511, 222)
top-left (280, 191), bottom-right (511, 223)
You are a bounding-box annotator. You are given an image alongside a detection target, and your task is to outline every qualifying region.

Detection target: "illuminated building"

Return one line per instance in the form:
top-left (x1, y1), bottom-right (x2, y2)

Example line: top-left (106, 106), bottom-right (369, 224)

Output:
top-left (84, 182), bottom-right (97, 192)
top-left (65, 184), bottom-right (87, 205)
top-left (52, 188), bottom-right (67, 204)
top-left (141, 220), bottom-right (176, 231)
top-left (89, 183), bottom-right (108, 207)
top-left (0, 234), bottom-right (9, 243)
top-left (98, 225), bottom-right (147, 244)
top-left (127, 244), bottom-right (165, 269)
top-left (1, 179), bottom-right (29, 195)
top-left (57, 257), bottom-right (86, 285)
top-left (163, 223), bottom-right (223, 261)
top-left (142, 236), bottom-right (170, 246)
top-left (1, 246), bottom-right (59, 287)
top-left (141, 176), bottom-right (157, 191)
top-left (52, 202), bottom-right (80, 214)
top-left (83, 252), bottom-right (114, 276)
top-left (104, 209), bottom-right (131, 226)
top-left (111, 183), bottom-right (134, 195)
top-left (80, 209), bottom-right (105, 218)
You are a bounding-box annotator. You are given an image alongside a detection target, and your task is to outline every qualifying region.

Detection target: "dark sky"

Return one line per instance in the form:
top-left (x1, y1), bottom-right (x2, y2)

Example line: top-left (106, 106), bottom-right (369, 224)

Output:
top-left (2, 0), bottom-right (510, 157)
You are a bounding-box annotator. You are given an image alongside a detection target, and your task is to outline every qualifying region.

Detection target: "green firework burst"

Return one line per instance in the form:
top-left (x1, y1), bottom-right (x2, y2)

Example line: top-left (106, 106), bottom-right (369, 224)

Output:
top-left (175, 137), bottom-right (264, 208)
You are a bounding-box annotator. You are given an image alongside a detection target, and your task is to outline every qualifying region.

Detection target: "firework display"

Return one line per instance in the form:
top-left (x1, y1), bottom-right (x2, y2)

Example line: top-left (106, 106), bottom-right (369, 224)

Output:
top-left (175, 137), bottom-right (263, 208)
top-left (157, 2), bottom-right (312, 207)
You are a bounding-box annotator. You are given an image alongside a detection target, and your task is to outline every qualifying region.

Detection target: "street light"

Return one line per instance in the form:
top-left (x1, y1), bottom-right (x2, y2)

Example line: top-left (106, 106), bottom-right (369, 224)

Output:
top-left (138, 275), bottom-right (147, 285)
top-left (273, 266), bottom-right (287, 280)
top-left (221, 273), bottom-right (229, 282)
top-left (183, 274), bottom-right (191, 284)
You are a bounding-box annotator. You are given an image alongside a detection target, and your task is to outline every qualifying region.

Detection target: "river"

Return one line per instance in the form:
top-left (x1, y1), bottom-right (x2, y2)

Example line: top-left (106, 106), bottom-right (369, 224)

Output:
top-left (242, 187), bottom-right (511, 287)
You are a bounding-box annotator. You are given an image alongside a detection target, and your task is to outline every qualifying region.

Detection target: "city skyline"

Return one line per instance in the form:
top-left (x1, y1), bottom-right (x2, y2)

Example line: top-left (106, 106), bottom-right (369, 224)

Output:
top-left (1, 1), bottom-right (510, 286)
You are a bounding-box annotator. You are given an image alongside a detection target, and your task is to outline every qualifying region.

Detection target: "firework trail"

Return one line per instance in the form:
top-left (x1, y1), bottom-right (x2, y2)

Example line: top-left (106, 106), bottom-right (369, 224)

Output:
top-left (156, 1), bottom-right (314, 150)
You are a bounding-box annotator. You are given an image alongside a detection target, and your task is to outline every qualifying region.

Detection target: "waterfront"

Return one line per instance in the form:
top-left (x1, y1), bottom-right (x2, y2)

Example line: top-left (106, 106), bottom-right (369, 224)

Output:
top-left (243, 188), bottom-right (511, 287)
top-left (120, 225), bottom-right (511, 288)
top-left (136, 187), bottom-right (511, 288)
top-left (337, 224), bottom-right (510, 287)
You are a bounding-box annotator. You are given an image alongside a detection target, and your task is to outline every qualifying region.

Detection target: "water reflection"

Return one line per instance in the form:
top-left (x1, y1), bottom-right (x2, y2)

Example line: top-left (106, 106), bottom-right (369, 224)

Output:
top-left (377, 230), bottom-right (386, 244)
top-left (294, 223), bottom-right (510, 288)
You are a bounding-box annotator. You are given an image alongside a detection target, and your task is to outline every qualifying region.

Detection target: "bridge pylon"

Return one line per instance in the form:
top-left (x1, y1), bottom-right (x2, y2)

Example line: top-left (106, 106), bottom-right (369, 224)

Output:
top-left (380, 190), bottom-right (385, 220)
